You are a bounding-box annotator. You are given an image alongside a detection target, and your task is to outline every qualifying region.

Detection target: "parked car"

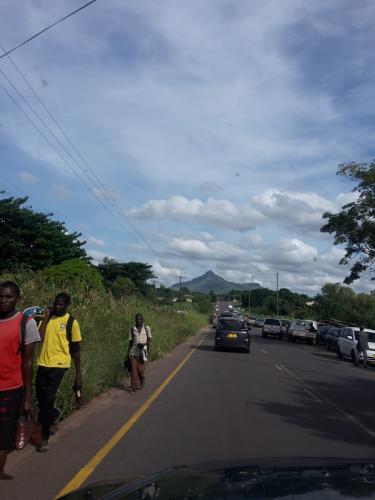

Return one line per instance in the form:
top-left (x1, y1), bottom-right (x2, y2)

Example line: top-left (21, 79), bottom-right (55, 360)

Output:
top-left (325, 327), bottom-right (342, 351)
top-left (316, 325), bottom-right (330, 345)
top-left (262, 318), bottom-right (283, 339)
top-left (215, 317), bottom-right (250, 353)
top-left (337, 327), bottom-right (375, 364)
top-left (281, 319), bottom-right (291, 335)
top-left (287, 320), bottom-right (316, 344)
top-left (254, 318), bottom-right (264, 328)
top-left (247, 315), bottom-right (257, 326)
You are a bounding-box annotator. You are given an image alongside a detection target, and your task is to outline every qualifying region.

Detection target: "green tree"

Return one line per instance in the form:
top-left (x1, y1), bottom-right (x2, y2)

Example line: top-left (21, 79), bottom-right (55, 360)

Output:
top-left (321, 161), bottom-right (375, 283)
top-left (0, 194), bottom-right (87, 272)
top-left (40, 259), bottom-right (103, 290)
top-left (98, 259), bottom-right (155, 294)
top-left (110, 276), bottom-right (137, 298)
top-left (313, 283), bottom-right (356, 321)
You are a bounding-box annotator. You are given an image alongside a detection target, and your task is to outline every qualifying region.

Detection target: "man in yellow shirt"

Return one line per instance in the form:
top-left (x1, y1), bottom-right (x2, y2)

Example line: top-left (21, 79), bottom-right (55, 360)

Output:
top-left (36, 292), bottom-right (82, 452)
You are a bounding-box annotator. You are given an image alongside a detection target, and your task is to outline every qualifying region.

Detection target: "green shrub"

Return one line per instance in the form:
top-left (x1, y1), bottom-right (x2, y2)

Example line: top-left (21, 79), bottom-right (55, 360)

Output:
top-left (39, 259), bottom-right (103, 291)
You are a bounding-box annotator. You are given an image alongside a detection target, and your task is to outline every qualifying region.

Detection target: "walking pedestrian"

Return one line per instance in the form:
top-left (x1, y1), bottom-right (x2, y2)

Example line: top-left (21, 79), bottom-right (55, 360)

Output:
top-left (36, 292), bottom-right (82, 452)
top-left (126, 314), bottom-right (151, 394)
top-left (0, 281), bottom-right (40, 480)
top-left (355, 326), bottom-right (368, 368)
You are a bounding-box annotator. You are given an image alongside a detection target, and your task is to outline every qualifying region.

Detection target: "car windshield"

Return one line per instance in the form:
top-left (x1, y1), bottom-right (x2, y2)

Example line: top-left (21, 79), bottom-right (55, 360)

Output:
top-left (218, 321), bottom-right (245, 331)
top-left (367, 332), bottom-right (375, 343)
top-left (265, 319), bottom-right (280, 325)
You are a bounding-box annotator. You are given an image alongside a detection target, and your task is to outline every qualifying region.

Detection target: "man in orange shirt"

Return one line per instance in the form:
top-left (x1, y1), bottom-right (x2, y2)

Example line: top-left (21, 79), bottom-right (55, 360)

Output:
top-left (0, 281), bottom-right (40, 480)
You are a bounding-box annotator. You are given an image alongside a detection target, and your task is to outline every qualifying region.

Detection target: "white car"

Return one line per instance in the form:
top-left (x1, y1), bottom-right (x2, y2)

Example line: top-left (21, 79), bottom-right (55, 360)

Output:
top-left (287, 319), bottom-right (316, 344)
top-left (337, 327), bottom-right (375, 364)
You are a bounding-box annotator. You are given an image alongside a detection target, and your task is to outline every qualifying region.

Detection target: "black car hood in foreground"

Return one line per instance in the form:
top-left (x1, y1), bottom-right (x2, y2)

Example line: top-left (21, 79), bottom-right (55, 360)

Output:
top-left (59, 458), bottom-right (375, 499)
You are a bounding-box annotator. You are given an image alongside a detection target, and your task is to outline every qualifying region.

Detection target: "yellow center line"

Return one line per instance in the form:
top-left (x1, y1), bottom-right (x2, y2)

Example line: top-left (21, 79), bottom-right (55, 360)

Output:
top-left (55, 332), bottom-right (207, 499)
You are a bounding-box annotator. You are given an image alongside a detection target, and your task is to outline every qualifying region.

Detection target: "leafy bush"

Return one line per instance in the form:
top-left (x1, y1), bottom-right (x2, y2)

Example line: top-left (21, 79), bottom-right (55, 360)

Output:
top-left (40, 259), bottom-right (103, 291)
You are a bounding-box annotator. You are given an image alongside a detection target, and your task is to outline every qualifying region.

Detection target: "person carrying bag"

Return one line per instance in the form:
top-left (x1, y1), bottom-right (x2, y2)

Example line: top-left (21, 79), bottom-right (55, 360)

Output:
top-left (125, 313), bottom-right (151, 394)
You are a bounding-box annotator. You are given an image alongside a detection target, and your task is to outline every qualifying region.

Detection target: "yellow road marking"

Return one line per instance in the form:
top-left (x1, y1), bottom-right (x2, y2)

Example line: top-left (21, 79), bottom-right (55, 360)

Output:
top-left (56, 332), bottom-right (207, 499)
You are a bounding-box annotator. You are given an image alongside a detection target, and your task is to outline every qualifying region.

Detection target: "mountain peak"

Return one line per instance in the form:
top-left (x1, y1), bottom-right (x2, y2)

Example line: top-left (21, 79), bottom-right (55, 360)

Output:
top-left (170, 270), bottom-right (260, 294)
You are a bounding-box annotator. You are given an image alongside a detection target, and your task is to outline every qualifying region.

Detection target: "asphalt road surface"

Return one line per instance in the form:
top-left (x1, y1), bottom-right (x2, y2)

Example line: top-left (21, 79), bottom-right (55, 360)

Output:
top-left (2, 326), bottom-right (375, 499)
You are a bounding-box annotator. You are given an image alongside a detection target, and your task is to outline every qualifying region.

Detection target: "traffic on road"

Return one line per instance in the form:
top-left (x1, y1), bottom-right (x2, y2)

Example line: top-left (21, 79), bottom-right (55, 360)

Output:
top-left (213, 303), bottom-right (375, 369)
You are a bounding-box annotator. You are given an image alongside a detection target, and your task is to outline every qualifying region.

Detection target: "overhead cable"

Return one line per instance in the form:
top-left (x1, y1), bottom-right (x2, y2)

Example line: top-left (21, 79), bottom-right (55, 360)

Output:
top-left (0, 43), bottom-right (160, 258)
top-left (0, 1), bottom-right (98, 61)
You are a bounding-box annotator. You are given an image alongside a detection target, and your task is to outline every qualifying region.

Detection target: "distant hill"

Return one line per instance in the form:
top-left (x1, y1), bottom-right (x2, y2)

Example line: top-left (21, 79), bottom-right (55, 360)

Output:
top-left (170, 270), bottom-right (261, 294)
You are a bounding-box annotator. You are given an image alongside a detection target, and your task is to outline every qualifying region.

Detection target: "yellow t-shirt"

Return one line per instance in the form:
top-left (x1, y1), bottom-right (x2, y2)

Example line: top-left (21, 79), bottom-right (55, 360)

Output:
top-left (37, 313), bottom-right (82, 368)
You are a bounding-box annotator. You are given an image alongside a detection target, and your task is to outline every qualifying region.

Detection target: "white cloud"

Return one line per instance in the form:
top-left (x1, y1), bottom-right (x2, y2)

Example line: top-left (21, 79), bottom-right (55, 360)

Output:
top-left (87, 249), bottom-right (115, 265)
top-left (153, 261), bottom-right (181, 280)
top-left (129, 189), bottom-right (356, 234)
top-left (128, 195), bottom-right (264, 231)
top-left (17, 171), bottom-right (38, 184)
top-left (168, 237), bottom-right (246, 261)
top-left (87, 237), bottom-right (105, 248)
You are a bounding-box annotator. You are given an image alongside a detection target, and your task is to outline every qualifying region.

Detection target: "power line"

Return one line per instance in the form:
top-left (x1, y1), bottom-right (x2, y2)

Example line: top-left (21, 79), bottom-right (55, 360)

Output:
top-left (0, 79), bottom-right (152, 253)
top-left (0, 43), bottom-right (161, 259)
top-left (0, 0), bottom-right (98, 61)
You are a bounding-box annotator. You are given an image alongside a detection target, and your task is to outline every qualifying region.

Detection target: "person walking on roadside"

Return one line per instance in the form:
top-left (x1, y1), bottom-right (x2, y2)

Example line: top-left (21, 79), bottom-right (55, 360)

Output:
top-left (0, 281), bottom-right (40, 480)
top-left (126, 313), bottom-right (151, 394)
top-left (355, 326), bottom-right (368, 368)
top-left (36, 292), bottom-right (82, 452)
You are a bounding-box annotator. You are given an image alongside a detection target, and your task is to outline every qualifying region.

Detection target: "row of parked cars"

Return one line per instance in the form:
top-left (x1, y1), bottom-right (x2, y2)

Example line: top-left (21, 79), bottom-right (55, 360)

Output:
top-left (258, 316), bottom-right (375, 367)
top-left (259, 317), bottom-right (317, 344)
top-left (212, 308), bottom-right (375, 366)
top-left (316, 324), bottom-right (375, 364)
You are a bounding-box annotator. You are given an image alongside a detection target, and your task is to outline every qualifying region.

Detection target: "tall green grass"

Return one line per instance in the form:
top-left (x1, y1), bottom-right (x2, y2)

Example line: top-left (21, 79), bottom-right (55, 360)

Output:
top-left (1, 273), bottom-right (207, 416)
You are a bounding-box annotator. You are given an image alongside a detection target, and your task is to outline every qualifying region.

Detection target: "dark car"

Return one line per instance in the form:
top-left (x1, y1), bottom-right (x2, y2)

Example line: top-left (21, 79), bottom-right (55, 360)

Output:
top-left (316, 325), bottom-right (330, 345)
top-left (59, 460), bottom-right (375, 499)
top-left (326, 327), bottom-right (342, 351)
top-left (215, 318), bottom-right (250, 353)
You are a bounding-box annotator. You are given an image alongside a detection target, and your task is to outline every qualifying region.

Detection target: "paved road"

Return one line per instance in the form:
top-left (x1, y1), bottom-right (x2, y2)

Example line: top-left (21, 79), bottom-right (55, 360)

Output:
top-left (88, 328), bottom-right (375, 483)
top-left (2, 327), bottom-right (375, 499)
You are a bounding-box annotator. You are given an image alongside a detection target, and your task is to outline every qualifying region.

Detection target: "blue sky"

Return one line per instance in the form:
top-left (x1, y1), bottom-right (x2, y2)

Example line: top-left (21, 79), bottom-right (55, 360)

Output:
top-left (1, 0), bottom-right (374, 294)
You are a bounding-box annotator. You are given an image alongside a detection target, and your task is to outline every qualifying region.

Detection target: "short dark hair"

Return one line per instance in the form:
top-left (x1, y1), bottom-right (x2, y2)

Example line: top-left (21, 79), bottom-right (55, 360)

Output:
top-left (54, 292), bottom-right (71, 306)
top-left (135, 313), bottom-right (144, 320)
top-left (0, 281), bottom-right (21, 298)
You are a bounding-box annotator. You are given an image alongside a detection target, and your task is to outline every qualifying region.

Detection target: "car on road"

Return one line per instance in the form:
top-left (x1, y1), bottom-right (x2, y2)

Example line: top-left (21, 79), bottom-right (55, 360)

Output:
top-left (254, 318), bottom-right (264, 328)
top-left (262, 318), bottom-right (283, 339)
top-left (325, 327), bottom-right (342, 351)
top-left (337, 327), bottom-right (375, 364)
top-left (246, 315), bottom-right (257, 326)
top-left (215, 317), bottom-right (250, 353)
top-left (280, 319), bottom-right (291, 334)
top-left (316, 324), bottom-right (330, 345)
top-left (287, 320), bottom-right (316, 344)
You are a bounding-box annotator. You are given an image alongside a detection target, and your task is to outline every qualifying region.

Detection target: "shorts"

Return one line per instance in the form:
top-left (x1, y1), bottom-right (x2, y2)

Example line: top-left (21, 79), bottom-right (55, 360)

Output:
top-left (0, 387), bottom-right (24, 451)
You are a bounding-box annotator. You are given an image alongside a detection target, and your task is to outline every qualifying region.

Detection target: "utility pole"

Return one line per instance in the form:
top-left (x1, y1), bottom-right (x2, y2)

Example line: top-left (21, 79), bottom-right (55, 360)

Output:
top-left (248, 274), bottom-right (253, 315)
top-left (276, 272), bottom-right (279, 317)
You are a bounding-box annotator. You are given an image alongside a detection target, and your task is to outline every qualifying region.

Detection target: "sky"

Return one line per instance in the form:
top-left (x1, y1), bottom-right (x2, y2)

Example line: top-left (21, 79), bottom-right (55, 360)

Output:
top-left (1, 0), bottom-right (375, 295)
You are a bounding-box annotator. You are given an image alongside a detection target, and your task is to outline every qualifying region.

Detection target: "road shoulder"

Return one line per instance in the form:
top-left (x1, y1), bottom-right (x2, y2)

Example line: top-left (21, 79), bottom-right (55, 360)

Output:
top-left (0, 327), bottom-right (208, 500)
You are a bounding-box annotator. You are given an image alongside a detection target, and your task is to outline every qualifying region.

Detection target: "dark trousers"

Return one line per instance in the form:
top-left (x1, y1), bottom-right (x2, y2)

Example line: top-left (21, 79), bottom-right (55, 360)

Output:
top-left (36, 366), bottom-right (67, 441)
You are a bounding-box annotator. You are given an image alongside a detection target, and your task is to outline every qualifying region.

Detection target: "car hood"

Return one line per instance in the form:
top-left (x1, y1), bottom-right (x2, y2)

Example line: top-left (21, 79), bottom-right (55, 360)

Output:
top-left (58, 458), bottom-right (375, 499)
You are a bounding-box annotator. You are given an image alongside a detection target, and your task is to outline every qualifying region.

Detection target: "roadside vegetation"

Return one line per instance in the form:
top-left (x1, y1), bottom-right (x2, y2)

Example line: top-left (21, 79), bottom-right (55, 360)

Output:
top-left (1, 269), bottom-right (207, 417)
